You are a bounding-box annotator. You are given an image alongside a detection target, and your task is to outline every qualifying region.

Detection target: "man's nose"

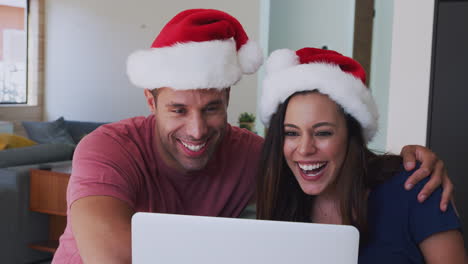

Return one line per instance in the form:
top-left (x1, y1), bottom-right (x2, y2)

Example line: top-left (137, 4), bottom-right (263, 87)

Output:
top-left (185, 112), bottom-right (208, 140)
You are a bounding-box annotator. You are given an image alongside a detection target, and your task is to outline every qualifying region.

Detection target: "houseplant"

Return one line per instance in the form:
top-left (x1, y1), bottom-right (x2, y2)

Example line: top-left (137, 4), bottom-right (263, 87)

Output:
top-left (238, 112), bottom-right (256, 133)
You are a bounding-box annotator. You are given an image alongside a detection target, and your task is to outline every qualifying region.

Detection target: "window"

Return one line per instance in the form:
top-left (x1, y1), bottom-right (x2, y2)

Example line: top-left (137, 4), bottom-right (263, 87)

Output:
top-left (0, 0), bottom-right (27, 104)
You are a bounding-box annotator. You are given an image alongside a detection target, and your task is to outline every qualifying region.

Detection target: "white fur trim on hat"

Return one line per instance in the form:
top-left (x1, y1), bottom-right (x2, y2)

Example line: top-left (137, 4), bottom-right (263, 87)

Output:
top-left (260, 52), bottom-right (379, 142)
top-left (127, 38), bottom-right (242, 90)
top-left (265, 48), bottom-right (299, 74)
top-left (238, 39), bottom-right (263, 74)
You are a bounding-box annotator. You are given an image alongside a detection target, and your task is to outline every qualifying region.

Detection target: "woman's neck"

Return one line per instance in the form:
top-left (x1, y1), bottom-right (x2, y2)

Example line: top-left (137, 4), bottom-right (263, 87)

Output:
top-left (311, 191), bottom-right (342, 225)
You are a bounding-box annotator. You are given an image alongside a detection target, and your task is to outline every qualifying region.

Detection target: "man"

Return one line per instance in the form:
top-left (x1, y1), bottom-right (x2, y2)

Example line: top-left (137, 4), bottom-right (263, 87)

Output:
top-left (52, 9), bottom-right (452, 264)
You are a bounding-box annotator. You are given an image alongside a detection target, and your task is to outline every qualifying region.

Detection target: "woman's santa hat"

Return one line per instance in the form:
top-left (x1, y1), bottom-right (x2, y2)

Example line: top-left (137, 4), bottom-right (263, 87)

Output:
top-left (127, 9), bottom-right (263, 90)
top-left (260, 47), bottom-right (379, 142)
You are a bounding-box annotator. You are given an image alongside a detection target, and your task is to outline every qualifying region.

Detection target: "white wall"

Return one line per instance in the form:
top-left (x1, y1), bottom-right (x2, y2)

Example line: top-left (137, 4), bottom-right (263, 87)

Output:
top-left (386, 0), bottom-right (435, 153)
top-left (255, 0), bottom-right (270, 136)
top-left (268, 0), bottom-right (355, 56)
top-left (367, 0), bottom-right (394, 152)
top-left (44, 0), bottom-right (260, 125)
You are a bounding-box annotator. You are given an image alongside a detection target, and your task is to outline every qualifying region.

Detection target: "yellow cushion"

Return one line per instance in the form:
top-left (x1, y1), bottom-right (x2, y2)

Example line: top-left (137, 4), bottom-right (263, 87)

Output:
top-left (0, 133), bottom-right (37, 150)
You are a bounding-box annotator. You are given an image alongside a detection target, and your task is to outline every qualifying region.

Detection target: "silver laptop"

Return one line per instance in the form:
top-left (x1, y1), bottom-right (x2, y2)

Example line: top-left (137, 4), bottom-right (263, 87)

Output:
top-left (132, 212), bottom-right (359, 264)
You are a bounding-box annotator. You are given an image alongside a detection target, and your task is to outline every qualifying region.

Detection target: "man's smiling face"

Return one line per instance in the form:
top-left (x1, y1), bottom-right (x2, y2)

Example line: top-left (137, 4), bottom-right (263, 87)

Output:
top-left (146, 87), bottom-right (229, 173)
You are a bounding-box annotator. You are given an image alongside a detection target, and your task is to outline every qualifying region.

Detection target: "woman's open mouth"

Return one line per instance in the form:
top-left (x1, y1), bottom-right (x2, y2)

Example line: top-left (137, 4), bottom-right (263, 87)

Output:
top-left (297, 162), bottom-right (327, 180)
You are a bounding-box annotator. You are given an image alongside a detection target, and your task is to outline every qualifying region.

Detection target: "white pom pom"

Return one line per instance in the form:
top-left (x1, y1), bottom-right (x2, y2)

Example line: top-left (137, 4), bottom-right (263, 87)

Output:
top-left (265, 49), bottom-right (299, 75)
top-left (238, 40), bottom-right (264, 74)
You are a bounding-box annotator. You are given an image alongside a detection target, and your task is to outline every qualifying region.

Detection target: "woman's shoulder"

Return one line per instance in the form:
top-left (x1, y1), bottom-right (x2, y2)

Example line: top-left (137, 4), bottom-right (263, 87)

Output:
top-left (370, 163), bottom-right (431, 202)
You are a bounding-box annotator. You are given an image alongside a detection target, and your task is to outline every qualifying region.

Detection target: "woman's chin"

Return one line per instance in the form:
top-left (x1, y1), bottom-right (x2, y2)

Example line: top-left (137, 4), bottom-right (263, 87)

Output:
top-left (299, 183), bottom-right (325, 196)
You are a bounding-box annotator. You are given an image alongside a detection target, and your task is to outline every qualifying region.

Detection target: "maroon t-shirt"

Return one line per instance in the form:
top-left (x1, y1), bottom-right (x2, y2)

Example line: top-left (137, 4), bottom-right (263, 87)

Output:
top-left (53, 115), bottom-right (263, 264)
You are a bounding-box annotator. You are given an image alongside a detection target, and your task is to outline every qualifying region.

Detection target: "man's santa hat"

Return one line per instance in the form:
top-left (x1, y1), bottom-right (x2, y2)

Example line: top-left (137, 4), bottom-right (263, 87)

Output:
top-left (260, 47), bottom-right (379, 142)
top-left (127, 9), bottom-right (263, 90)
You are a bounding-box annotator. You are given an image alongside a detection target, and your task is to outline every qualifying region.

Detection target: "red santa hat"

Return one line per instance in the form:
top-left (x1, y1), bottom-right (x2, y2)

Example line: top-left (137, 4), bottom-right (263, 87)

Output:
top-left (127, 9), bottom-right (263, 90)
top-left (260, 47), bottom-right (379, 142)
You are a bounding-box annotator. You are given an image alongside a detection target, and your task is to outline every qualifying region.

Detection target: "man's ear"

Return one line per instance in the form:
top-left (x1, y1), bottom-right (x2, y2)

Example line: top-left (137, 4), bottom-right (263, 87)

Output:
top-left (144, 89), bottom-right (156, 113)
top-left (225, 87), bottom-right (231, 107)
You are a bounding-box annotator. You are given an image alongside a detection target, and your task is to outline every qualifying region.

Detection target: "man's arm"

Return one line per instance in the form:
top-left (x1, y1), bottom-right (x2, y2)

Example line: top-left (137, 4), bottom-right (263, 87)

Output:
top-left (400, 145), bottom-right (453, 211)
top-left (71, 196), bottom-right (135, 264)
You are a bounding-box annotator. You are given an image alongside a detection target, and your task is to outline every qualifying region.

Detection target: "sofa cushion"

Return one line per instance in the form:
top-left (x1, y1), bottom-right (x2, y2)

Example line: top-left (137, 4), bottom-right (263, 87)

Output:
top-left (22, 117), bottom-right (75, 145)
top-left (0, 133), bottom-right (37, 150)
top-left (0, 143), bottom-right (75, 168)
top-left (64, 120), bottom-right (107, 144)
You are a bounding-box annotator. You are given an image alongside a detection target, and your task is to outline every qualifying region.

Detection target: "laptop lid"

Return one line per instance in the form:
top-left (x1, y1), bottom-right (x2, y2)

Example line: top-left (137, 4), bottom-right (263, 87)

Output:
top-left (132, 212), bottom-right (359, 264)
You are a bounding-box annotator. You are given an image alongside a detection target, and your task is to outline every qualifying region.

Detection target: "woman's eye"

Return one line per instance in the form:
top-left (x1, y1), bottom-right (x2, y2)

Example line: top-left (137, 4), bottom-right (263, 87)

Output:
top-left (284, 131), bottom-right (298, 137)
top-left (315, 131), bottom-right (333, 137)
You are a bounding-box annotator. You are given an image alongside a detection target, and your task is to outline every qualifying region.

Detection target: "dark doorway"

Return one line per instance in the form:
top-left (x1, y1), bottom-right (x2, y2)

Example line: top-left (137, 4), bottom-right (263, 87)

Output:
top-left (353, 0), bottom-right (374, 86)
top-left (427, 0), bottom-right (468, 251)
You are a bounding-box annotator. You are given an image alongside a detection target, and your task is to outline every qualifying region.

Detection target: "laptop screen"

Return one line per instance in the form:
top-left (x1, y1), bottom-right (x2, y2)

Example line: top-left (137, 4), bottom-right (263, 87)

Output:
top-left (132, 212), bottom-right (359, 264)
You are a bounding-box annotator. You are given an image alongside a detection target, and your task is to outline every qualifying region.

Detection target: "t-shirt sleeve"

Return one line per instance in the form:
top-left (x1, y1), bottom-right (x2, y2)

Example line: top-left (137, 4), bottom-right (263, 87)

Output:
top-left (408, 176), bottom-right (461, 244)
top-left (67, 131), bottom-right (139, 210)
top-left (244, 131), bottom-right (264, 203)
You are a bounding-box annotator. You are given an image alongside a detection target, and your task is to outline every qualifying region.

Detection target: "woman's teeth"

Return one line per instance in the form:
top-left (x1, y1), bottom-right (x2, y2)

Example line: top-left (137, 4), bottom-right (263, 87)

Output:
top-left (298, 162), bottom-right (327, 176)
top-left (181, 141), bottom-right (206, 152)
top-left (298, 162), bottom-right (326, 171)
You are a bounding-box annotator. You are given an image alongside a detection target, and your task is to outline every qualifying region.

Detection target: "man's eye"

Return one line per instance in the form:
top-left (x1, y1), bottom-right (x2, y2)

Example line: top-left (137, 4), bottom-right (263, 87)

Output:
top-left (205, 106), bottom-right (219, 113)
top-left (315, 131), bottom-right (333, 137)
top-left (284, 131), bottom-right (298, 137)
top-left (173, 108), bottom-right (186, 114)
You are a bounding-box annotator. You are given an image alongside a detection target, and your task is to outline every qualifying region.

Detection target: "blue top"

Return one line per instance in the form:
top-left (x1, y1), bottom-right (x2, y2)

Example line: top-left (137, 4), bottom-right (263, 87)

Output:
top-left (358, 167), bottom-right (461, 263)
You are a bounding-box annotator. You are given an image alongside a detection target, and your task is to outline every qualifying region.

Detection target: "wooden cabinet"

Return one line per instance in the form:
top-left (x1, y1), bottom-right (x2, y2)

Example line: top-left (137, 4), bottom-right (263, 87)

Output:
top-left (29, 169), bottom-right (70, 253)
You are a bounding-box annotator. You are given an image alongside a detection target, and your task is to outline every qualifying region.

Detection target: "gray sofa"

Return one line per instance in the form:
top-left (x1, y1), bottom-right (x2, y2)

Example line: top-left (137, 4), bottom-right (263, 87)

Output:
top-left (0, 119), bottom-right (106, 169)
top-left (0, 119), bottom-right (106, 263)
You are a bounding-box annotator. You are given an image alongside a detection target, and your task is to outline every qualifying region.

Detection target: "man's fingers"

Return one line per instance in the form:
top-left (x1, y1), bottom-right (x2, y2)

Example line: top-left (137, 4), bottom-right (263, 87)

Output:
top-left (411, 160), bottom-right (445, 204)
top-left (416, 176), bottom-right (442, 203)
top-left (401, 145), bottom-right (417, 171)
top-left (440, 163), bottom-right (453, 212)
top-left (404, 166), bottom-right (431, 190)
top-left (416, 149), bottom-right (437, 171)
top-left (440, 180), bottom-right (454, 212)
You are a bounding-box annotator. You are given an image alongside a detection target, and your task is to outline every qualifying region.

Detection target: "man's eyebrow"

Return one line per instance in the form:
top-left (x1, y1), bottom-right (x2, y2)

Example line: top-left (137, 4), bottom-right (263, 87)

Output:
top-left (165, 99), bottom-right (224, 109)
top-left (166, 103), bottom-right (186, 108)
top-left (205, 99), bottom-right (224, 106)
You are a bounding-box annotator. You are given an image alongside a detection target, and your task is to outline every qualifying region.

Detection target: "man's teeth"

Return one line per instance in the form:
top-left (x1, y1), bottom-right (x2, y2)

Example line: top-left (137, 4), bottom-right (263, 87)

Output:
top-left (298, 162), bottom-right (326, 171)
top-left (181, 141), bottom-right (206, 152)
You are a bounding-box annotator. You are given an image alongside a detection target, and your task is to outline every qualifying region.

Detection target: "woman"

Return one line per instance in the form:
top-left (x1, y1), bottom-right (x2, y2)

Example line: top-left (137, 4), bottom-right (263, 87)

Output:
top-left (256, 47), bottom-right (466, 263)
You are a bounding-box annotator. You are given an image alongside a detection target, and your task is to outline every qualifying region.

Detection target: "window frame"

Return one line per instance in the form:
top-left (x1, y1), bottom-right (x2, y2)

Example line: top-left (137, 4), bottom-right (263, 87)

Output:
top-left (0, 0), bottom-right (29, 104)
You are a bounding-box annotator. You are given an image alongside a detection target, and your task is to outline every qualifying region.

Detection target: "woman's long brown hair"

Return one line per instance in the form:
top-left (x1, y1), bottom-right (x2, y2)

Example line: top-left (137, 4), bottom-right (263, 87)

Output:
top-left (256, 91), bottom-right (402, 242)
